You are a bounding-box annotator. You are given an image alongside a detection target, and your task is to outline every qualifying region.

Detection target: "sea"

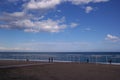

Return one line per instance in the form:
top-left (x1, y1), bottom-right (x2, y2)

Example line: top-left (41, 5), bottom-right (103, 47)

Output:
top-left (0, 52), bottom-right (120, 64)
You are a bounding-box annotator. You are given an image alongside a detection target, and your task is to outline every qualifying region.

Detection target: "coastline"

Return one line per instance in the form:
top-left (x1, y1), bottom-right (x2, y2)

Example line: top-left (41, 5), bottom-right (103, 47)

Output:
top-left (0, 59), bottom-right (120, 66)
top-left (0, 60), bottom-right (120, 80)
top-left (0, 52), bottom-right (120, 64)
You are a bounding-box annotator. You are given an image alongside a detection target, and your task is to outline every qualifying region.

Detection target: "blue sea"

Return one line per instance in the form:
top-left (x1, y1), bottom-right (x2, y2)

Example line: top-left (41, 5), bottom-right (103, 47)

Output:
top-left (0, 52), bottom-right (120, 64)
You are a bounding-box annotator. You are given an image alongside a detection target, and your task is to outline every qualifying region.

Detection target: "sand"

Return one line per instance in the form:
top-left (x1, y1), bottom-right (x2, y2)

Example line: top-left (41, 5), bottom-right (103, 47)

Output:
top-left (0, 60), bottom-right (120, 80)
top-left (0, 60), bottom-right (45, 66)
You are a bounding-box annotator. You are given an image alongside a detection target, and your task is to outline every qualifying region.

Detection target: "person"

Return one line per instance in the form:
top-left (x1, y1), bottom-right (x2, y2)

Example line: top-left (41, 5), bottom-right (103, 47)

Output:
top-left (26, 58), bottom-right (29, 62)
top-left (87, 59), bottom-right (89, 63)
top-left (51, 57), bottom-right (54, 63)
top-left (108, 59), bottom-right (112, 64)
top-left (48, 57), bottom-right (51, 63)
top-left (48, 57), bottom-right (54, 63)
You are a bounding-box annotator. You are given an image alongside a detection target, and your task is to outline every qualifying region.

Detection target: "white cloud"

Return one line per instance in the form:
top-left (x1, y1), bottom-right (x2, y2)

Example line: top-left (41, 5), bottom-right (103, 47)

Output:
top-left (0, 18), bottom-right (67, 33)
top-left (70, 23), bottom-right (78, 28)
top-left (82, 27), bottom-right (96, 32)
top-left (85, 6), bottom-right (93, 13)
top-left (24, 19), bottom-right (67, 33)
top-left (105, 34), bottom-right (120, 42)
top-left (9, 12), bottom-right (26, 17)
top-left (0, 12), bottom-right (33, 22)
top-left (65, 0), bottom-right (109, 5)
top-left (25, 0), bottom-right (61, 10)
top-left (23, 0), bottom-right (109, 15)
top-left (33, 16), bottom-right (45, 21)
top-left (65, 0), bottom-right (92, 5)
top-left (0, 0), bottom-right (110, 33)
top-left (57, 10), bottom-right (61, 12)
top-left (84, 28), bottom-right (92, 31)
top-left (0, 6), bottom-right (67, 33)
top-left (24, 0), bottom-right (109, 10)
top-left (93, 0), bottom-right (109, 3)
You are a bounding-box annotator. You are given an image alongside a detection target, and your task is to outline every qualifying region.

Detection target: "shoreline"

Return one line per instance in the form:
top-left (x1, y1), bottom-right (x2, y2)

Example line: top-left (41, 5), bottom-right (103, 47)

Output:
top-left (0, 60), bottom-right (120, 80)
top-left (0, 59), bottom-right (120, 66)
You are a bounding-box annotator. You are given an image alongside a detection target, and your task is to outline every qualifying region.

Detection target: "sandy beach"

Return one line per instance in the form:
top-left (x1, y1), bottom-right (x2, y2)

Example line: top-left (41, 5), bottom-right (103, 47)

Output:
top-left (0, 60), bottom-right (46, 66)
top-left (0, 60), bottom-right (120, 80)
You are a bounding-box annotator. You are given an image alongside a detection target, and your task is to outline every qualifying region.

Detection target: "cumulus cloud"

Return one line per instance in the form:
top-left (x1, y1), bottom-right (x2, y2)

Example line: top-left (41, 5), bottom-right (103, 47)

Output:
top-left (0, 12), bottom-right (32, 22)
top-left (93, 0), bottom-right (109, 3)
top-left (65, 0), bottom-right (109, 5)
top-left (0, 0), bottom-right (110, 33)
top-left (0, 8), bottom-right (67, 33)
top-left (25, 0), bottom-right (61, 10)
top-left (105, 34), bottom-right (120, 42)
top-left (24, 19), bottom-right (67, 33)
top-left (25, 0), bottom-right (109, 9)
top-left (0, 17), bottom-right (67, 33)
top-left (85, 6), bottom-right (93, 13)
top-left (8, 12), bottom-right (26, 17)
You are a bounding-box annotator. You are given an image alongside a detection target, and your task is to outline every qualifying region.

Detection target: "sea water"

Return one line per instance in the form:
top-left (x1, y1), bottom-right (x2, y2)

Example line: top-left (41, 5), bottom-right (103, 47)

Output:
top-left (0, 52), bottom-right (120, 64)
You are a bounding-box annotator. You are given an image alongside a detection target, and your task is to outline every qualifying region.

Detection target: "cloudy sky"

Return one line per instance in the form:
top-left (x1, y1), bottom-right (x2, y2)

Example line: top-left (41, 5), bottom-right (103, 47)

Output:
top-left (0, 0), bottom-right (120, 52)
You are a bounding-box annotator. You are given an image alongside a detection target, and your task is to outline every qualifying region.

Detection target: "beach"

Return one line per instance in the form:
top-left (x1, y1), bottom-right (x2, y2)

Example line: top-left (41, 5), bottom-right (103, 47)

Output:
top-left (0, 60), bottom-right (120, 80)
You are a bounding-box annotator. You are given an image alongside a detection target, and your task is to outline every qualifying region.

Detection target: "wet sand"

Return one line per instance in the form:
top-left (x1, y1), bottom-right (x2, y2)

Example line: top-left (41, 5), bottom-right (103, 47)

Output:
top-left (0, 60), bottom-right (120, 80)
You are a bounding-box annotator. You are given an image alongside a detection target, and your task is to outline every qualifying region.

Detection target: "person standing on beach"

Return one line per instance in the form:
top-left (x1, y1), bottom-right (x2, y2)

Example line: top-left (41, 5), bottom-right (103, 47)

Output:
top-left (108, 59), bottom-right (112, 64)
top-left (48, 57), bottom-right (54, 63)
top-left (87, 59), bottom-right (89, 63)
top-left (48, 57), bottom-right (51, 63)
top-left (26, 58), bottom-right (29, 62)
top-left (51, 57), bottom-right (54, 63)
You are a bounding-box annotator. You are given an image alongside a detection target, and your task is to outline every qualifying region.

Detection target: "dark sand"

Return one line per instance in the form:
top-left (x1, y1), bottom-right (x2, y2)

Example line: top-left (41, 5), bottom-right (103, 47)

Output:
top-left (0, 60), bottom-right (120, 80)
top-left (0, 60), bottom-right (45, 66)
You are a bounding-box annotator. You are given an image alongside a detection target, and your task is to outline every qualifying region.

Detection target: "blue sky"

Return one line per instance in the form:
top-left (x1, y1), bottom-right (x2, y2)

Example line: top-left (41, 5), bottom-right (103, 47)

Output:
top-left (0, 0), bottom-right (120, 52)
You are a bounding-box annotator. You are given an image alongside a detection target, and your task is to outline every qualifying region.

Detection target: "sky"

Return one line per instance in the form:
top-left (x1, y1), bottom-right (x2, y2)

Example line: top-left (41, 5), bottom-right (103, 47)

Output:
top-left (0, 0), bottom-right (120, 52)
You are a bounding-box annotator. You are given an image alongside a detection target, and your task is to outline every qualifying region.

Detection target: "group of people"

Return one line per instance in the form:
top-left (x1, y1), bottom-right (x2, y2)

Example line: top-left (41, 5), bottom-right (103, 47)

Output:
top-left (48, 57), bottom-right (54, 63)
